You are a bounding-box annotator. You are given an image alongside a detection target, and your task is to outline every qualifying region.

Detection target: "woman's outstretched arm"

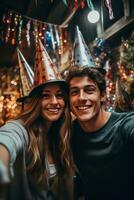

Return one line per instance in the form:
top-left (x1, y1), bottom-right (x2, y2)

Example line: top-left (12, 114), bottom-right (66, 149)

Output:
top-left (0, 144), bottom-right (10, 199)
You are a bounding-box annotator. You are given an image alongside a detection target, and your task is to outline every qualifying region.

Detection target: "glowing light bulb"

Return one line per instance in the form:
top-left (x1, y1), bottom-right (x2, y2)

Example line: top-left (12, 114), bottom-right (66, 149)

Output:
top-left (87, 10), bottom-right (100, 23)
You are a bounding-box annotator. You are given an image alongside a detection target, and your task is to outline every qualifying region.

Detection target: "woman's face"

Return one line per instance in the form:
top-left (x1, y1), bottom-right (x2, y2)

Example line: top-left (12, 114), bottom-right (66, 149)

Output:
top-left (41, 83), bottom-right (65, 122)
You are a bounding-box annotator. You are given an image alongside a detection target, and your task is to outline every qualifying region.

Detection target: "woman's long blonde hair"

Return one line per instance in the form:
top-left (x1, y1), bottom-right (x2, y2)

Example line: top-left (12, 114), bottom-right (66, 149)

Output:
top-left (16, 85), bottom-right (74, 186)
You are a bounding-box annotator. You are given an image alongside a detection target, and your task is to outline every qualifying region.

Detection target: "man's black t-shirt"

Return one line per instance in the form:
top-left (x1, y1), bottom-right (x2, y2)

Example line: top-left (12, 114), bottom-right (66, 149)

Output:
top-left (71, 112), bottom-right (134, 200)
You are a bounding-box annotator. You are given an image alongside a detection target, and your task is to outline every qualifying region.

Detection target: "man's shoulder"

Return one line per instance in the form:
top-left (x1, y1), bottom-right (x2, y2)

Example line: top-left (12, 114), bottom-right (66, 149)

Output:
top-left (110, 111), bottom-right (134, 121)
top-left (112, 111), bottom-right (134, 120)
top-left (111, 111), bottom-right (134, 132)
top-left (119, 111), bottom-right (134, 125)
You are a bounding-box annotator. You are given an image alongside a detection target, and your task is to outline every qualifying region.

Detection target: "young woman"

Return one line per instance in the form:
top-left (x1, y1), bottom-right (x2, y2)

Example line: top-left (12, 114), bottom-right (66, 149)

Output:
top-left (0, 80), bottom-right (74, 200)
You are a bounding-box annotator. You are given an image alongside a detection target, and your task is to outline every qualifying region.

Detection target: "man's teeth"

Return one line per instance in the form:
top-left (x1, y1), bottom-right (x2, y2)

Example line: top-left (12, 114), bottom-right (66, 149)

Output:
top-left (77, 106), bottom-right (90, 110)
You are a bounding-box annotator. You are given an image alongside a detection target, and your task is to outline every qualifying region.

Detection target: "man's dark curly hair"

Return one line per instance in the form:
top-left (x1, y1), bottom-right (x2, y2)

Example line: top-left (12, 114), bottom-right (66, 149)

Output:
top-left (66, 66), bottom-right (106, 94)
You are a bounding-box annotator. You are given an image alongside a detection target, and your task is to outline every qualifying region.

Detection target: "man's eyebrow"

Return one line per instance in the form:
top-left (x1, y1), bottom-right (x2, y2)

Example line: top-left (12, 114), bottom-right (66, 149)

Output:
top-left (70, 87), bottom-right (79, 90)
top-left (70, 84), bottom-right (96, 90)
top-left (84, 85), bottom-right (96, 88)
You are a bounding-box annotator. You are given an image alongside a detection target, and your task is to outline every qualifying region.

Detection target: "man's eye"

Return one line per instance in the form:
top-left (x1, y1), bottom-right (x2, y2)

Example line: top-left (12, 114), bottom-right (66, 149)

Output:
top-left (70, 90), bottom-right (78, 95)
top-left (85, 87), bottom-right (95, 94)
top-left (85, 89), bottom-right (93, 94)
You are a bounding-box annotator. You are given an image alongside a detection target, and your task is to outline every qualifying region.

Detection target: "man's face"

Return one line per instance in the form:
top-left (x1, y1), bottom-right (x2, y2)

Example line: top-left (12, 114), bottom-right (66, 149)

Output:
top-left (69, 76), bottom-right (104, 122)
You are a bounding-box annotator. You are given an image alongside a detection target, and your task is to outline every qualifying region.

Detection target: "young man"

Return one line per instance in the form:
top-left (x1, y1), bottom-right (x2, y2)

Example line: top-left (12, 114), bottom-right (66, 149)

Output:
top-left (66, 66), bottom-right (134, 200)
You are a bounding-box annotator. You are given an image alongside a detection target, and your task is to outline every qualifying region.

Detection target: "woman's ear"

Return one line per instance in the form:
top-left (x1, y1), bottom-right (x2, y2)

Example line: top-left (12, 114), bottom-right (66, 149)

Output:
top-left (101, 91), bottom-right (106, 103)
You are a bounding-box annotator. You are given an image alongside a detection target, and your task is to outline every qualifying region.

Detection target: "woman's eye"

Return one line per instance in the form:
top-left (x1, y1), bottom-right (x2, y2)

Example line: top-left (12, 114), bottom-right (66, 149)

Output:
top-left (56, 93), bottom-right (64, 99)
top-left (42, 93), bottom-right (49, 98)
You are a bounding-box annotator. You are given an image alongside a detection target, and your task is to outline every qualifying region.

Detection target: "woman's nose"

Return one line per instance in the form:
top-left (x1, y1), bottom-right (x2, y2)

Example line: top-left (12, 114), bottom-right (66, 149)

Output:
top-left (51, 95), bottom-right (58, 104)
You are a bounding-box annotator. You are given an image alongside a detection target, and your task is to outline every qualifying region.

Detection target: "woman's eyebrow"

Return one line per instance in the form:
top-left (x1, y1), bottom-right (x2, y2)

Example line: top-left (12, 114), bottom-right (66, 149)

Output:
top-left (42, 90), bottom-right (50, 93)
top-left (43, 89), bottom-right (62, 93)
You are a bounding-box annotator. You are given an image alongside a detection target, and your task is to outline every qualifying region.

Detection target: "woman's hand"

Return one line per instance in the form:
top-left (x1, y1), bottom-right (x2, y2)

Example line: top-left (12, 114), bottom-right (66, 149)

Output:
top-left (0, 144), bottom-right (10, 181)
top-left (0, 145), bottom-right (10, 198)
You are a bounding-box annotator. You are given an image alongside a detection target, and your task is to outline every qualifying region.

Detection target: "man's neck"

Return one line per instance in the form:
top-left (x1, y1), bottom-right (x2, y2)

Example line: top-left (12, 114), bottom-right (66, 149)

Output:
top-left (79, 109), bottom-right (111, 133)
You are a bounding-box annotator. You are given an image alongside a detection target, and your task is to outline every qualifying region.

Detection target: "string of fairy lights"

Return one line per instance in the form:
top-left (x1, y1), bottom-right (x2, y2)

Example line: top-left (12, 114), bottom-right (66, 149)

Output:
top-left (0, 8), bottom-right (68, 53)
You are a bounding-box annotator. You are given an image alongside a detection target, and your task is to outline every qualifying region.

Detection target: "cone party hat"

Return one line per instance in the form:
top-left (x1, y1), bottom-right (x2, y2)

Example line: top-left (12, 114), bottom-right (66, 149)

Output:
top-left (74, 26), bottom-right (95, 67)
top-left (29, 39), bottom-right (67, 96)
top-left (17, 48), bottom-right (34, 102)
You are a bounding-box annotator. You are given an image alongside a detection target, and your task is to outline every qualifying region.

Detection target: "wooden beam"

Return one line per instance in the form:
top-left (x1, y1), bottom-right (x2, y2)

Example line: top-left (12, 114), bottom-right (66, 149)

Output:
top-left (47, 1), bottom-right (68, 26)
top-left (122, 0), bottom-right (130, 18)
top-left (47, 1), bottom-right (78, 27)
top-left (61, 7), bottom-right (77, 28)
top-left (97, 0), bottom-right (104, 37)
top-left (100, 15), bottom-right (134, 40)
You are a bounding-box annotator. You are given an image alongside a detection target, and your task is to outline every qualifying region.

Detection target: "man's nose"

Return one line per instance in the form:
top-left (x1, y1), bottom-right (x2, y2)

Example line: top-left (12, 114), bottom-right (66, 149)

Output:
top-left (79, 90), bottom-right (86, 100)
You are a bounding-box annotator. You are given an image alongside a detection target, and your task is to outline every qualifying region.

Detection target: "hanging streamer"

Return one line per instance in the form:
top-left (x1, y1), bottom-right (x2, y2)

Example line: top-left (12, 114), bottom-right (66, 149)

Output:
top-left (62, 0), bottom-right (68, 6)
top-left (54, 25), bottom-right (60, 48)
top-left (74, 0), bottom-right (79, 10)
top-left (58, 28), bottom-right (63, 55)
top-left (38, 22), bottom-right (43, 39)
top-left (80, 0), bottom-right (85, 9)
top-left (0, 7), bottom-right (68, 51)
top-left (26, 20), bottom-right (31, 46)
top-left (17, 16), bottom-right (23, 44)
top-left (104, 0), bottom-right (114, 20)
top-left (33, 21), bottom-right (38, 45)
top-left (42, 24), bottom-right (46, 47)
top-left (5, 11), bottom-right (12, 43)
top-left (49, 24), bottom-right (55, 51)
top-left (86, 0), bottom-right (94, 10)
top-left (11, 13), bottom-right (19, 45)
